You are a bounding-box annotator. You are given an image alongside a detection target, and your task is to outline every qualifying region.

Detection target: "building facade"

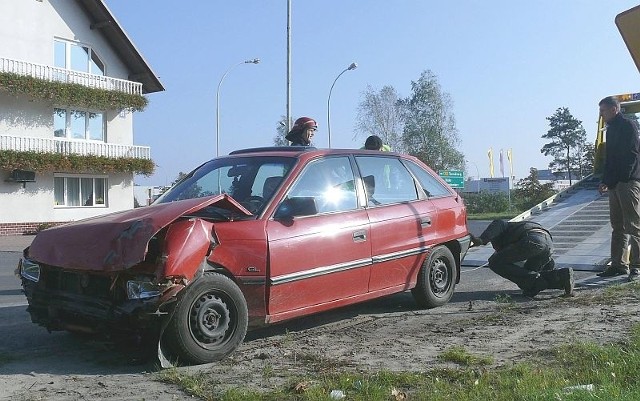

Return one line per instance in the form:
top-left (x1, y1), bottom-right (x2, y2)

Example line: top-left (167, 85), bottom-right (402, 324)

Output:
top-left (0, 0), bottom-right (163, 235)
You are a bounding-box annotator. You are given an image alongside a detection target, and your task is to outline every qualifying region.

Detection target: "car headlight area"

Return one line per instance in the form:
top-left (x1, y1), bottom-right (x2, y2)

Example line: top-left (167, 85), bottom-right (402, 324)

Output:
top-left (18, 258), bottom-right (40, 282)
top-left (126, 279), bottom-right (163, 300)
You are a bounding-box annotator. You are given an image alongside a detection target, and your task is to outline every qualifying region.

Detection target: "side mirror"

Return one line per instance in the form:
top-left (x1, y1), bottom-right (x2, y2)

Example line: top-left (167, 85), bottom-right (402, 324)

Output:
top-left (274, 197), bottom-right (318, 219)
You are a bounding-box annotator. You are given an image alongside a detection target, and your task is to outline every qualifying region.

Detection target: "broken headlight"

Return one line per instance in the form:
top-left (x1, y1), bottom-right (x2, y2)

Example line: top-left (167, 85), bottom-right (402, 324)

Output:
top-left (18, 258), bottom-right (40, 282)
top-left (126, 279), bottom-right (162, 300)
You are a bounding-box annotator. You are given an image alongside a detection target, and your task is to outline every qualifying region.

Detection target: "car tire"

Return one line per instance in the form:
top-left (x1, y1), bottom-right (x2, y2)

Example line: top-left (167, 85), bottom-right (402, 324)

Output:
top-left (411, 245), bottom-right (457, 308)
top-left (164, 272), bottom-right (248, 365)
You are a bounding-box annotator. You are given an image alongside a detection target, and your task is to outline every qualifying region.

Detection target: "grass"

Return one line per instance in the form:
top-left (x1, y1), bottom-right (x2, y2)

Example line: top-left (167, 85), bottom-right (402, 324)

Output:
top-left (467, 212), bottom-right (520, 221)
top-left (158, 319), bottom-right (640, 401)
top-left (158, 286), bottom-right (640, 401)
top-left (573, 281), bottom-right (640, 306)
top-left (438, 346), bottom-right (494, 366)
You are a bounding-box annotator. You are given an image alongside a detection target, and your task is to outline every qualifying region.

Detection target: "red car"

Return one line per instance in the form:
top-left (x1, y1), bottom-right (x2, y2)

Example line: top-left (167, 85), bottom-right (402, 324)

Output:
top-left (18, 147), bottom-right (470, 365)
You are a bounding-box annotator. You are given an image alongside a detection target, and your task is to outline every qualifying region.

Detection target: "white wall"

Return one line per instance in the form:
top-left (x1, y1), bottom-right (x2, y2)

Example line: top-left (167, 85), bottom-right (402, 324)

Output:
top-left (0, 0), bottom-right (143, 225)
top-left (0, 93), bottom-right (53, 138)
top-left (0, 0), bottom-right (130, 80)
top-left (0, 0), bottom-right (135, 144)
top-left (0, 172), bottom-right (134, 223)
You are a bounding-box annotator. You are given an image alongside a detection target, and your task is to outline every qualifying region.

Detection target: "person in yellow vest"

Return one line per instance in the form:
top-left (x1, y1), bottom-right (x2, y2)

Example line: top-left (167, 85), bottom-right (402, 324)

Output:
top-left (362, 135), bottom-right (392, 151)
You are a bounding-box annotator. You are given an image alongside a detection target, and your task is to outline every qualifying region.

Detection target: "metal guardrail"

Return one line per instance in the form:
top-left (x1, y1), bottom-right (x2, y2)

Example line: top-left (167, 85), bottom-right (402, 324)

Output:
top-left (0, 57), bottom-right (143, 95)
top-left (510, 173), bottom-right (598, 222)
top-left (0, 135), bottom-right (150, 159)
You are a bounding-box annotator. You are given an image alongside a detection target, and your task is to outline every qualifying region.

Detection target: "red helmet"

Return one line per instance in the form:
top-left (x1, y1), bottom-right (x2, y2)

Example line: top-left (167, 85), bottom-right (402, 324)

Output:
top-left (292, 117), bottom-right (317, 131)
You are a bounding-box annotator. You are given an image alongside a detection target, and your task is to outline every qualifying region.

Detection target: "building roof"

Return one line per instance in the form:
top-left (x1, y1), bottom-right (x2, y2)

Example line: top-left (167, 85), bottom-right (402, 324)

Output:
top-left (75, 0), bottom-right (164, 94)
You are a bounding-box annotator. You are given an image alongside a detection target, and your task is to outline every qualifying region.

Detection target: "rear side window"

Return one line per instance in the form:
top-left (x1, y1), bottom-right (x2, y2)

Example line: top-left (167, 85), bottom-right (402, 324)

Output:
top-left (404, 160), bottom-right (452, 198)
top-left (355, 156), bottom-right (418, 205)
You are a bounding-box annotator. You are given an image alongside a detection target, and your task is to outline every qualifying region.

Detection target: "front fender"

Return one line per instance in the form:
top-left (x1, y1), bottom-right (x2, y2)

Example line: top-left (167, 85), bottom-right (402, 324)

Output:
top-left (163, 218), bottom-right (214, 281)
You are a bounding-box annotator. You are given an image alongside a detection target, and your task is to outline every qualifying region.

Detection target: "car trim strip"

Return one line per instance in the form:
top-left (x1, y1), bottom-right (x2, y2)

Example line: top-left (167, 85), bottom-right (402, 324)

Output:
top-left (372, 245), bottom-right (432, 264)
top-left (271, 245), bottom-right (432, 285)
top-left (237, 277), bottom-right (267, 285)
top-left (271, 258), bottom-right (372, 285)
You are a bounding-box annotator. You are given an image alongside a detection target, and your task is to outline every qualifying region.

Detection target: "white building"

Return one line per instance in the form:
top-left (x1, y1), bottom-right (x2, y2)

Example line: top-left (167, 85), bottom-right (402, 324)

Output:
top-left (0, 0), bottom-right (163, 235)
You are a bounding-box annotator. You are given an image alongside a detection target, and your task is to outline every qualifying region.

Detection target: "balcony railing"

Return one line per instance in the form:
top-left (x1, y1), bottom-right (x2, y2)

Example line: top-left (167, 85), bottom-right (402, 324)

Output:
top-left (0, 57), bottom-right (143, 96)
top-left (0, 135), bottom-right (151, 160)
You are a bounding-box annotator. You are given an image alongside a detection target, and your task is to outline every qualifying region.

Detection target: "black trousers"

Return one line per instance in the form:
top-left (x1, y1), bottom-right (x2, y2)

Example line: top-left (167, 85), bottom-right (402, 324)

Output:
top-left (488, 230), bottom-right (560, 293)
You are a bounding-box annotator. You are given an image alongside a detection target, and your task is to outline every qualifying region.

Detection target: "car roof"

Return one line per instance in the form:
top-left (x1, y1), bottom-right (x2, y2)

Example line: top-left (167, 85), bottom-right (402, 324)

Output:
top-left (227, 146), bottom-right (403, 159)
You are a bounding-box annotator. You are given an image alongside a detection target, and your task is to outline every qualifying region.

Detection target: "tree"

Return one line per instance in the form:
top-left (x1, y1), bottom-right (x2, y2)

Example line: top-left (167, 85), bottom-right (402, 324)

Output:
top-left (573, 141), bottom-right (595, 179)
top-left (273, 116), bottom-right (293, 146)
top-left (354, 85), bottom-right (404, 152)
top-left (540, 107), bottom-right (587, 185)
top-left (512, 168), bottom-right (555, 210)
top-left (400, 70), bottom-right (465, 172)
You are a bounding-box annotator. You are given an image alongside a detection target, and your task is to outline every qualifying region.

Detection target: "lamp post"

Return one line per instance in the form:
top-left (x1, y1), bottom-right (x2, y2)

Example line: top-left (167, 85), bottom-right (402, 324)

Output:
top-left (215, 58), bottom-right (260, 157)
top-left (327, 62), bottom-right (357, 148)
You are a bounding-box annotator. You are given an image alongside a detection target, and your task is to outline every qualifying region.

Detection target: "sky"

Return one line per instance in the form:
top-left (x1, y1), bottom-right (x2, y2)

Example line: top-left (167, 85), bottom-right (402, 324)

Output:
top-left (103, 1), bottom-right (640, 186)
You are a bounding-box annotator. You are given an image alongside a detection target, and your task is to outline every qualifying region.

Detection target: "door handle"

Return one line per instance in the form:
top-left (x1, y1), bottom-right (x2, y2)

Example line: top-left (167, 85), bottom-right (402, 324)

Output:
top-left (353, 230), bottom-right (367, 242)
top-left (420, 217), bottom-right (432, 227)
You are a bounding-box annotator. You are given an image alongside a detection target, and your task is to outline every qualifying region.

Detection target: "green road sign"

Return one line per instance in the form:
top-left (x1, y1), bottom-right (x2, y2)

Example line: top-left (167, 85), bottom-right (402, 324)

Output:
top-left (438, 170), bottom-right (464, 188)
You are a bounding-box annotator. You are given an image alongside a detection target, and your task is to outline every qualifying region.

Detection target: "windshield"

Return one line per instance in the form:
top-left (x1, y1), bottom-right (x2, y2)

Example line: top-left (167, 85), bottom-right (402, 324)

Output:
top-left (155, 156), bottom-right (296, 215)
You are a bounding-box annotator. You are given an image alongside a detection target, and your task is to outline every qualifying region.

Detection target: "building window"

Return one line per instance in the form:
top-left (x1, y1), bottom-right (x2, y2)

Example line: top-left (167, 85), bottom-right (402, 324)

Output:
top-left (54, 108), bottom-right (104, 141)
top-left (54, 176), bottom-right (107, 207)
top-left (54, 39), bottom-right (105, 75)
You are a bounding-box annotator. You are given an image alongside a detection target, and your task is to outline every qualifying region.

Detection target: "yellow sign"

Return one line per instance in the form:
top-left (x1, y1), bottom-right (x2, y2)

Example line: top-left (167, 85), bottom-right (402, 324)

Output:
top-left (616, 5), bottom-right (640, 74)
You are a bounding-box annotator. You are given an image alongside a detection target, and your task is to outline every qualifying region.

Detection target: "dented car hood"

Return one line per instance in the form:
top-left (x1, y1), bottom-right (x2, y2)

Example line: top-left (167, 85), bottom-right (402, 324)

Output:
top-left (28, 195), bottom-right (252, 271)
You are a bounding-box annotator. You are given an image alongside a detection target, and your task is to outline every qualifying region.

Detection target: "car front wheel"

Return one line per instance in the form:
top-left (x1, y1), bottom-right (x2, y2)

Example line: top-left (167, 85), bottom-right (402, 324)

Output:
top-left (411, 245), bottom-right (457, 308)
top-left (164, 272), bottom-right (248, 365)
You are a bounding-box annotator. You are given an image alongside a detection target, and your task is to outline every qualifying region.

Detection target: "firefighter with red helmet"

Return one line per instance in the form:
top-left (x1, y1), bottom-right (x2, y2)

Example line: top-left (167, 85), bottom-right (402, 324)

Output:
top-left (286, 117), bottom-right (317, 146)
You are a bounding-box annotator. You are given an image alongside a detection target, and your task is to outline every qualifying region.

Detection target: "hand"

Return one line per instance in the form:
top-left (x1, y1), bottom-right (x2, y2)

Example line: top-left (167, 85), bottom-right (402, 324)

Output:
top-left (470, 234), bottom-right (483, 248)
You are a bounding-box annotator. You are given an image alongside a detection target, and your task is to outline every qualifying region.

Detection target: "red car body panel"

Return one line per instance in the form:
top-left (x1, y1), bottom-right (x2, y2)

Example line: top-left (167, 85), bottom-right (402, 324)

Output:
top-left (28, 194), bottom-right (251, 272)
top-left (366, 200), bottom-right (439, 292)
top-left (266, 209), bottom-right (371, 316)
top-left (162, 218), bottom-right (213, 280)
top-left (206, 220), bottom-right (269, 324)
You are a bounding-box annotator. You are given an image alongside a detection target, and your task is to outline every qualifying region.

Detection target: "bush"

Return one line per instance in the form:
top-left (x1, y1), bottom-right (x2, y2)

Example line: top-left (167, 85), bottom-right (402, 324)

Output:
top-left (463, 191), bottom-right (510, 214)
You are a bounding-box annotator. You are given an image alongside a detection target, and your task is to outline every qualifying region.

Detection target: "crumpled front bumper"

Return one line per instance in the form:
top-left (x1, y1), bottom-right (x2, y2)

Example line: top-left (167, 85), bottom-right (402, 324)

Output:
top-left (19, 266), bottom-right (178, 335)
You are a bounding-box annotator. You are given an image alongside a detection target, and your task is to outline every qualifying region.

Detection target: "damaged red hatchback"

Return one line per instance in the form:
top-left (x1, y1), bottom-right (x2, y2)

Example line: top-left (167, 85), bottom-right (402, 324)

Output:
top-left (18, 147), bottom-right (470, 365)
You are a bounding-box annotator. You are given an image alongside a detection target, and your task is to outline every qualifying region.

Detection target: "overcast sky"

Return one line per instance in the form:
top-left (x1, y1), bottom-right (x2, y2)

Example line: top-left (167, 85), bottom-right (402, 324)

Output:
top-left (103, 1), bottom-right (640, 186)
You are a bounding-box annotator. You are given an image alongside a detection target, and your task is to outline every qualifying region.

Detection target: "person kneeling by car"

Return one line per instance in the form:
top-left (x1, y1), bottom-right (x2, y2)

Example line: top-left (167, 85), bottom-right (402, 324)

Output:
top-left (470, 219), bottom-right (574, 298)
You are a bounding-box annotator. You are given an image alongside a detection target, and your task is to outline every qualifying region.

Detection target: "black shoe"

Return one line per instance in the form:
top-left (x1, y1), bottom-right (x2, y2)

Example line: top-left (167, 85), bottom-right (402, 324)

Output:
top-left (597, 266), bottom-right (629, 277)
top-left (559, 267), bottom-right (574, 296)
top-left (628, 268), bottom-right (640, 282)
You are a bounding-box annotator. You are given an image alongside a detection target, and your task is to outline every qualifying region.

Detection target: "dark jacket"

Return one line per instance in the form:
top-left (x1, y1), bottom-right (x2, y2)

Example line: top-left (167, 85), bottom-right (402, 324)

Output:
top-left (478, 220), bottom-right (551, 251)
top-left (602, 113), bottom-right (640, 188)
top-left (285, 130), bottom-right (311, 146)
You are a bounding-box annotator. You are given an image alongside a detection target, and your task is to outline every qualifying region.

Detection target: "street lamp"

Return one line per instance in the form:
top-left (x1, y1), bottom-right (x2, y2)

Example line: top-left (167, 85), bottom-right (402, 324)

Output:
top-left (467, 160), bottom-right (480, 192)
top-left (215, 58), bottom-right (260, 157)
top-left (327, 62), bottom-right (357, 148)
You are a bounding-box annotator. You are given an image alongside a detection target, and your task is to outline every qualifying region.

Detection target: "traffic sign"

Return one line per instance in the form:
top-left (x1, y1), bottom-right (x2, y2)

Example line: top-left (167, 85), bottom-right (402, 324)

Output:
top-left (438, 170), bottom-right (464, 188)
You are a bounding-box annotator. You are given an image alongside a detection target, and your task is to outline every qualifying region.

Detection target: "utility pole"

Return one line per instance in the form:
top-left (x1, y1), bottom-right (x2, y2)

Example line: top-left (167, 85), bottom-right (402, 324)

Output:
top-left (286, 0), bottom-right (292, 133)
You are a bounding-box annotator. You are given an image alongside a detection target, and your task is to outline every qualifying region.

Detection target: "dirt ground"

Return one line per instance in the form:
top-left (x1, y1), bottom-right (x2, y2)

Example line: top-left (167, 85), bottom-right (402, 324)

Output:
top-left (2, 281), bottom-right (639, 400)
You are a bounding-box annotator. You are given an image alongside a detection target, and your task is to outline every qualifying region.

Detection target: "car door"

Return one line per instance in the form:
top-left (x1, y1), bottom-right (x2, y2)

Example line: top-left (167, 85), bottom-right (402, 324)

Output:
top-left (355, 155), bottom-right (438, 292)
top-left (266, 156), bottom-right (372, 319)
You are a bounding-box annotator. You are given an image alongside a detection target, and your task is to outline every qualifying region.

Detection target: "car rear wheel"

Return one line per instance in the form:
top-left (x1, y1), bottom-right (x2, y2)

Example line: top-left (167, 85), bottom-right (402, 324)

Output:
top-left (411, 245), bottom-right (456, 308)
top-left (165, 272), bottom-right (248, 364)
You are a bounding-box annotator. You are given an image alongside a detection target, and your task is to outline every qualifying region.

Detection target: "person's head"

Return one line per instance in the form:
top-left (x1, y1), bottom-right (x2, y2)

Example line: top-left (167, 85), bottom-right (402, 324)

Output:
top-left (364, 135), bottom-right (383, 150)
top-left (599, 96), bottom-right (620, 123)
top-left (285, 117), bottom-right (317, 145)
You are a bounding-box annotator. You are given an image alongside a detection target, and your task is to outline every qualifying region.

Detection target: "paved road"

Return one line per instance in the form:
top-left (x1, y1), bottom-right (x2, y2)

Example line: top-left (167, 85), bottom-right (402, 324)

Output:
top-left (0, 235), bottom-right (32, 308)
